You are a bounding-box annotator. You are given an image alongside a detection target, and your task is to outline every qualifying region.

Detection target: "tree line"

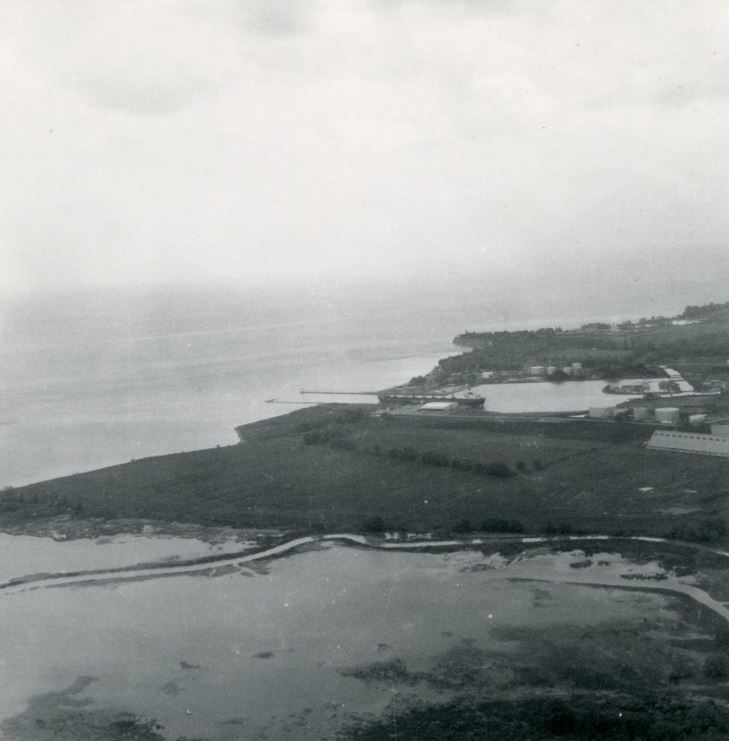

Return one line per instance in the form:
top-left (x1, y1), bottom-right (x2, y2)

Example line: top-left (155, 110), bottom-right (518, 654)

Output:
top-left (382, 446), bottom-right (517, 477)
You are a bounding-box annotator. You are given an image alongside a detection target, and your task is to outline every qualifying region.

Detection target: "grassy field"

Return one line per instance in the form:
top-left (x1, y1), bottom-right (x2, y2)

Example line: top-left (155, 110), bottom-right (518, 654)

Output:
top-left (3, 405), bottom-right (728, 540)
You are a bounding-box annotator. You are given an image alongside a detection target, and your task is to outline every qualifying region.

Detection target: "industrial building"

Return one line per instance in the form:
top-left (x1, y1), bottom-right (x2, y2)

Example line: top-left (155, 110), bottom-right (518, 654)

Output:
top-left (647, 430), bottom-right (729, 458)
top-left (688, 414), bottom-right (708, 427)
top-left (655, 407), bottom-right (680, 425)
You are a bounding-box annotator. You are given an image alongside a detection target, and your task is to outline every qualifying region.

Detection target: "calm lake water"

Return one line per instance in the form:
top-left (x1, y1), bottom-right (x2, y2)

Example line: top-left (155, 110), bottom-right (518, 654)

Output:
top-left (0, 290), bottom-right (460, 487)
top-left (0, 536), bottom-right (678, 741)
top-left (0, 288), bottom-right (634, 486)
top-left (475, 380), bottom-right (640, 413)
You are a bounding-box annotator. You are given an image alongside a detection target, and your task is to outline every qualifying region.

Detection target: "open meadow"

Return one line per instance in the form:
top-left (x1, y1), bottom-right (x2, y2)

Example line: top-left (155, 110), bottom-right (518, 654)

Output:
top-left (4, 405), bottom-right (728, 542)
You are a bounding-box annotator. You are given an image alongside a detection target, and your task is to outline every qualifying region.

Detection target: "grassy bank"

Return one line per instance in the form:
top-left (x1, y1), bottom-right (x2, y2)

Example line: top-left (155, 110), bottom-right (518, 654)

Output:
top-left (3, 404), bottom-right (728, 541)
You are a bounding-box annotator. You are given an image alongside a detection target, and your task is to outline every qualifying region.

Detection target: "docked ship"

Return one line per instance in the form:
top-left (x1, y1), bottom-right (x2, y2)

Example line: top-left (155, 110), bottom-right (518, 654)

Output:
top-left (377, 390), bottom-right (485, 409)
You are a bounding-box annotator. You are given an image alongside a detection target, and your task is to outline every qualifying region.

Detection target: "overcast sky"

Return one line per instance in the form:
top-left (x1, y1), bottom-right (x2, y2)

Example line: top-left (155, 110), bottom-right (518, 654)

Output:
top-left (1, 0), bottom-right (728, 311)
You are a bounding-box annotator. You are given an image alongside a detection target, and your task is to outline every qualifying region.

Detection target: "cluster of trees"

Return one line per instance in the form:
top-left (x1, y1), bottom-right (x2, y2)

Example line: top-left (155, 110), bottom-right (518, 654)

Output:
top-left (544, 522), bottom-right (579, 535)
top-left (579, 357), bottom-right (661, 381)
top-left (439, 304), bottom-right (729, 386)
top-left (296, 407), bottom-right (364, 433)
top-left (585, 317), bottom-right (674, 329)
top-left (300, 408), bottom-right (366, 450)
top-left (580, 322), bottom-right (612, 331)
top-left (666, 518), bottom-right (727, 544)
top-left (0, 486), bottom-right (83, 518)
top-left (383, 447), bottom-right (516, 477)
top-left (407, 375), bottom-right (428, 387)
top-left (385, 446), bottom-right (419, 462)
top-left (453, 518), bottom-right (525, 534)
top-left (362, 516), bottom-right (525, 535)
top-left (302, 427), bottom-right (356, 450)
top-left (682, 301), bottom-right (729, 320)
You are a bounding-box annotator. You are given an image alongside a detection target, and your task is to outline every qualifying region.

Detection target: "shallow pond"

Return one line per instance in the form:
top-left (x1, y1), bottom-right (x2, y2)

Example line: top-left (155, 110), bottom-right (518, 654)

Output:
top-left (0, 536), bottom-right (703, 740)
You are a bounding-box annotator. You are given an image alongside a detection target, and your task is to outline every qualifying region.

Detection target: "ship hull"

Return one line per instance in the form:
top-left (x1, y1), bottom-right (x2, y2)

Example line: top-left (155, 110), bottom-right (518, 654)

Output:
top-left (377, 393), bottom-right (484, 409)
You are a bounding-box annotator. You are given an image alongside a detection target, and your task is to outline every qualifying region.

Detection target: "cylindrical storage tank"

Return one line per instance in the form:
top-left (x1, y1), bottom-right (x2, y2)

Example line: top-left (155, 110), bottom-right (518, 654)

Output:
top-left (655, 407), bottom-right (680, 425)
top-left (562, 366), bottom-right (573, 375)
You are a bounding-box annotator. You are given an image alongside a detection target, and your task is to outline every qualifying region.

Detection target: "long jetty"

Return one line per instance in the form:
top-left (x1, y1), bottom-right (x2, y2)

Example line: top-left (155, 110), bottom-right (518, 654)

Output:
top-left (300, 390), bottom-right (379, 395)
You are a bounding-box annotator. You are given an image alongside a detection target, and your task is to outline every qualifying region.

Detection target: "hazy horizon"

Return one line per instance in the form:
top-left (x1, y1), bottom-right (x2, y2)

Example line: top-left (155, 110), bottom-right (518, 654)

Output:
top-left (1, 0), bottom-right (727, 306)
top-left (3, 0), bottom-right (729, 485)
top-left (1, 279), bottom-right (722, 335)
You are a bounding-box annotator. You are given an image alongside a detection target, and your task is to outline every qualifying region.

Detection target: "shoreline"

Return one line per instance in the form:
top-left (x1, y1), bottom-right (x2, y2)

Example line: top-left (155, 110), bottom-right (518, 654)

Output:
top-left (3, 530), bottom-right (729, 626)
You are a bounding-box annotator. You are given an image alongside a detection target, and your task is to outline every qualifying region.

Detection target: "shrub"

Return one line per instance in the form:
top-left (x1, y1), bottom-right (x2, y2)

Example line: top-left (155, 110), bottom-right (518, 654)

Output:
top-left (545, 522), bottom-right (574, 535)
top-left (480, 518), bottom-right (525, 533)
top-left (452, 519), bottom-right (472, 534)
top-left (421, 451), bottom-right (450, 467)
top-left (715, 628), bottom-right (729, 650)
top-left (303, 431), bottom-right (324, 445)
top-left (338, 408), bottom-right (365, 423)
top-left (451, 457), bottom-right (473, 471)
top-left (704, 655), bottom-right (728, 680)
top-left (483, 462), bottom-right (514, 478)
top-left (543, 699), bottom-right (576, 735)
top-left (329, 433), bottom-right (356, 450)
top-left (516, 460), bottom-right (527, 473)
top-left (363, 516), bottom-right (387, 534)
top-left (668, 518), bottom-right (728, 543)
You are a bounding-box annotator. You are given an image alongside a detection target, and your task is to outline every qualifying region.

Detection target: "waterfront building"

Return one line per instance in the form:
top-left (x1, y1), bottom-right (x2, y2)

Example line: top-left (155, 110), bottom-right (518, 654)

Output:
top-left (655, 407), bottom-right (680, 425)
